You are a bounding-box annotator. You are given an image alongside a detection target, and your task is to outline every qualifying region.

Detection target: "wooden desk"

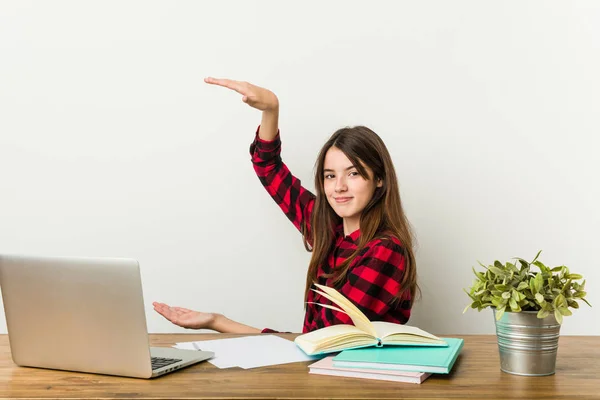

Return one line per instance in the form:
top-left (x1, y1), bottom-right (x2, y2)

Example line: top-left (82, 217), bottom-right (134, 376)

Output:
top-left (0, 334), bottom-right (598, 399)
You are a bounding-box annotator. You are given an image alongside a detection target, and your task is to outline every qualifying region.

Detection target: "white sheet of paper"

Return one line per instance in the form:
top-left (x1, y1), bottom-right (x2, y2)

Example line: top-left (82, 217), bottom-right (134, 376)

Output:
top-left (174, 339), bottom-right (239, 368)
top-left (174, 335), bottom-right (320, 369)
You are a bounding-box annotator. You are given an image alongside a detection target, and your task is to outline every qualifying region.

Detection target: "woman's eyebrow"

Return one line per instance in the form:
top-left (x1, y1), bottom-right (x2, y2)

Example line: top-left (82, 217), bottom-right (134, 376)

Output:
top-left (323, 166), bottom-right (355, 172)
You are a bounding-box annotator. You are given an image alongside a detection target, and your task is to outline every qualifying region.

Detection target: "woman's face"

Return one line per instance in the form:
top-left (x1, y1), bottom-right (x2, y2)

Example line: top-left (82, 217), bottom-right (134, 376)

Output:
top-left (323, 146), bottom-right (382, 226)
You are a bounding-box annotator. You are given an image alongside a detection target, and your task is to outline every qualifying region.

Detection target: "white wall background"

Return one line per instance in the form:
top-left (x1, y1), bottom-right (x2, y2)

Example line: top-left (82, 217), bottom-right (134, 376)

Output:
top-left (1, 0), bottom-right (598, 335)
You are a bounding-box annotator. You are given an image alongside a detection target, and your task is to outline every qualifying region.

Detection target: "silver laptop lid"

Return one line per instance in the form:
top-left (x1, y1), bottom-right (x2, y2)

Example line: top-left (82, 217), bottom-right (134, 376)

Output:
top-left (0, 255), bottom-right (153, 378)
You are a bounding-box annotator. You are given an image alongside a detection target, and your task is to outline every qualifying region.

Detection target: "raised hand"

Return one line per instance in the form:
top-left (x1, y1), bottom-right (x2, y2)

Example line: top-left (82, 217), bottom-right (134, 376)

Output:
top-left (152, 302), bottom-right (217, 330)
top-left (204, 77), bottom-right (279, 112)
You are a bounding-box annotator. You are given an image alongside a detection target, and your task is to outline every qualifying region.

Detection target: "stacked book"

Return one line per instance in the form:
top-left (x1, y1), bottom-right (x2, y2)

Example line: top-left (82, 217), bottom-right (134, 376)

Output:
top-left (307, 337), bottom-right (464, 384)
top-left (297, 284), bottom-right (464, 384)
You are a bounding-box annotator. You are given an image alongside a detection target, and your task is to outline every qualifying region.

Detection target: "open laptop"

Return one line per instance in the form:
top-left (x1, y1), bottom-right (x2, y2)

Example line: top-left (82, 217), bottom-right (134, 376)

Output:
top-left (0, 254), bottom-right (214, 378)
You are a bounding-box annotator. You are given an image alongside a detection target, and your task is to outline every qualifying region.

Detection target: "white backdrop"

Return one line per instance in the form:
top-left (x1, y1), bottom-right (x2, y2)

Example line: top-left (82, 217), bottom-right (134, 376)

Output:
top-left (1, 0), bottom-right (598, 335)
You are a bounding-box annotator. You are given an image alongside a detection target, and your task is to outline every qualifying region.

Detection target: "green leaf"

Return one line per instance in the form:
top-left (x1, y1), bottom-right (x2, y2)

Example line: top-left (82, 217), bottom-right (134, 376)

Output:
top-left (491, 297), bottom-right (503, 307)
top-left (529, 277), bottom-right (536, 294)
top-left (516, 282), bottom-right (529, 291)
top-left (531, 250), bottom-right (543, 264)
top-left (517, 259), bottom-right (530, 270)
top-left (502, 292), bottom-right (511, 299)
top-left (535, 293), bottom-right (545, 303)
top-left (558, 307), bottom-right (572, 316)
top-left (472, 266), bottom-right (485, 281)
top-left (489, 266), bottom-right (506, 277)
top-left (554, 294), bottom-right (568, 308)
top-left (464, 288), bottom-right (477, 301)
top-left (533, 260), bottom-right (549, 273)
top-left (513, 257), bottom-right (528, 264)
top-left (509, 298), bottom-right (520, 312)
top-left (524, 292), bottom-right (535, 300)
top-left (567, 299), bottom-right (579, 309)
top-left (495, 306), bottom-right (506, 321)
top-left (537, 309), bottom-right (549, 319)
top-left (566, 273), bottom-right (583, 280)
top-left (581, 298), bottom-right (592, 307)
top-left (554, 309), bottom-right (563, 324)
top-left (534, 273), bottom-right (544, 293)
top-left (511, 290), bottom-right (520, 302)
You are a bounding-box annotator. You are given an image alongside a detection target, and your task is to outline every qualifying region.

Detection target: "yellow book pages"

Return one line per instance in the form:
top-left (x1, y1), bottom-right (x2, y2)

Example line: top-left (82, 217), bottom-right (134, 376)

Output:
top-left (372, 321), bottom-right (445, 344)
top-left (313, 284), bottom-right (376, 337)
top-left (294, 324), bottom-right (376, 355)
top-left (313, 284), bottom-right (365, 318)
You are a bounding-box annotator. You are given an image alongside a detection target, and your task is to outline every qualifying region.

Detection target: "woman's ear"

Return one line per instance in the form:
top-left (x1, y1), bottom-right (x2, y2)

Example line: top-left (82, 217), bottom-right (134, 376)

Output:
top-left (376, 178), bottom-right (383, 188)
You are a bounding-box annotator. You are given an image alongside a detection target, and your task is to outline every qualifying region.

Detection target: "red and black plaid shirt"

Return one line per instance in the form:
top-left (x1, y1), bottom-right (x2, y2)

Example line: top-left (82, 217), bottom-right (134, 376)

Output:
top-left (250, 130), bottom-right (411, 333)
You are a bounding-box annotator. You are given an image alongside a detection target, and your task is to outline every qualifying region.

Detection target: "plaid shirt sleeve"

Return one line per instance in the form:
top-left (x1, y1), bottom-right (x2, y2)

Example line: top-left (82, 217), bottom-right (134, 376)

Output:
top-left (249, 128), bottom-right (316, 235)
top-left (250, 128), bottom-right (316, 334)
top-left (332, 238), bottom-right (410, 324)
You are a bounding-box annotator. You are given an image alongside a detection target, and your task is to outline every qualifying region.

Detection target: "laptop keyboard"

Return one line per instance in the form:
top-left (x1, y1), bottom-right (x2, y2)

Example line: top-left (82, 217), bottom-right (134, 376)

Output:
top-left (151, 357), bottom-right (182, 370)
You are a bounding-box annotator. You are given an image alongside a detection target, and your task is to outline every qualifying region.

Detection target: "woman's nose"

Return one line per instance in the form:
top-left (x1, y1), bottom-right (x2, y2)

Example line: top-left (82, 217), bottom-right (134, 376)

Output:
top-left (335, 178), bottom-right (347, 192)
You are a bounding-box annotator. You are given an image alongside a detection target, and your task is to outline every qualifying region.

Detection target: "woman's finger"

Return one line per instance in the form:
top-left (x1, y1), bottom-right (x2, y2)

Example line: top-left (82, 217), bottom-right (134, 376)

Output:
top-left (204, 77), bottom-right (249, 96)
top-left (154, 304), bottom-right (176, 318)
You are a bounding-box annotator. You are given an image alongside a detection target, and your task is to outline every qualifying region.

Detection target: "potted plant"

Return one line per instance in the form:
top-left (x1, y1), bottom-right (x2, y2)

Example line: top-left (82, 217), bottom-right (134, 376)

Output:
top-left (464, 250), bottom-right (590, 376)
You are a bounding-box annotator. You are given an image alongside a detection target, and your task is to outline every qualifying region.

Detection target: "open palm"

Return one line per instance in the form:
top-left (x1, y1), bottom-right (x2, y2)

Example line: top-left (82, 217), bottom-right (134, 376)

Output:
top-left (152, 302), bottom-right (215, 330)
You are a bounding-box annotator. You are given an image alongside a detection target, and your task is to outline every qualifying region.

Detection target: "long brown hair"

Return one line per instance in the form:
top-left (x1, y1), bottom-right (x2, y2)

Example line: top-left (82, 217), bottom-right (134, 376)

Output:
top-left (301, 126), bottom-right (419, 306)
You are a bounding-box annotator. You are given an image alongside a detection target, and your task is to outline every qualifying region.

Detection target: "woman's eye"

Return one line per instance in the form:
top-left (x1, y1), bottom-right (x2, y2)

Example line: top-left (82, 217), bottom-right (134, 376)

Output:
top-left (349, 171), bottom-right (359, 177)
top-left (325, 174), bottom-right (335, 179)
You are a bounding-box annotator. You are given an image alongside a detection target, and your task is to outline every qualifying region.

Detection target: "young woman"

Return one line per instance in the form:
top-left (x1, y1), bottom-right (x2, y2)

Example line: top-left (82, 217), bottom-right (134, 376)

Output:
top-left (153, 78), bottom-right (418, 334)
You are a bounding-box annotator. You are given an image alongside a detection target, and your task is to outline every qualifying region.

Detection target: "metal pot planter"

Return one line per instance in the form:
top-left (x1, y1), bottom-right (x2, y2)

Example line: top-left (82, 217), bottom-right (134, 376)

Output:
top-left (493, 309), bottom-right (561, 376)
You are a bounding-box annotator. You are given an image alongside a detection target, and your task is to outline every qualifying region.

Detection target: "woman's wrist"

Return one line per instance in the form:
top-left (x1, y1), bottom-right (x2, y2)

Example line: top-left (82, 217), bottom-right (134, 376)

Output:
top-left (208, 313), bottom-right (225, 332)
top-left (210, 313), bottom-right (261, 334)
top-left (259, 108), bottom-right (279, 141)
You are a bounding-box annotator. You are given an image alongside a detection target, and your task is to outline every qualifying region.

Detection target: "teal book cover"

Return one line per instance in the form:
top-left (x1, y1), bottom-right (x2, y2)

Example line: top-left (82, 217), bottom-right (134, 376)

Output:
top-left (301, 340), bottom-right (449, 357)
top-left (332, 337), bottom-right (464, 374)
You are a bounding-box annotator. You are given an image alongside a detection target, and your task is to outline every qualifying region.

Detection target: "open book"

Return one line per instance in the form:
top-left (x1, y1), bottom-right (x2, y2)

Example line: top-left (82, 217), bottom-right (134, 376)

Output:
top-left (294, 283), bottom-right (447, 355)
